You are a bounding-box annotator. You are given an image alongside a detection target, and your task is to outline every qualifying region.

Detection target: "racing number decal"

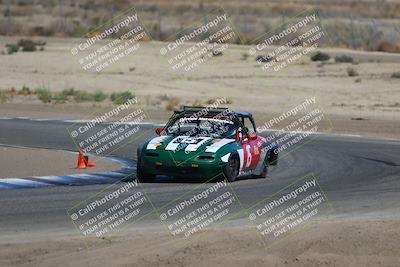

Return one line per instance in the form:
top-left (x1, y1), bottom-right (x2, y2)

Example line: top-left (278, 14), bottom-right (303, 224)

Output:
top-left (242, 142), bottom-right (252, 170)
top-left (242, 139), bottom-right (262, 170)
top-left (245, 144), bottom-right (252, 169)
top-left (165, 136), bottom-right (211, 152)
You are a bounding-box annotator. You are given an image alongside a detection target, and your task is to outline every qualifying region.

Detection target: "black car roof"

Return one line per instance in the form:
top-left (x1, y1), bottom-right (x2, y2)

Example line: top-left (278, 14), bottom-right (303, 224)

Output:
top-left (176, 106), bottom-right (253, 118)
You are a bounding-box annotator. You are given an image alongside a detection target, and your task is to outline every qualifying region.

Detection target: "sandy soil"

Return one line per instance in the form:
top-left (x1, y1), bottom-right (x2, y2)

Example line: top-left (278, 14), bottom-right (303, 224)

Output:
top-left (0, 146), bottom-right (122, 178)
top-left (0, 219), bottom-right (399, 267)
top-left (0, 37), bottom-right (399, 140)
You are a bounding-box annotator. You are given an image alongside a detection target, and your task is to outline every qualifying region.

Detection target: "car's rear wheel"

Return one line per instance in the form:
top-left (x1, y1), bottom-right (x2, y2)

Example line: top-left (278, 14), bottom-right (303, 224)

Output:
top-left (223, 155), bottom-right (239, 182)
top-left (254, 156), bottom-right (268, 178)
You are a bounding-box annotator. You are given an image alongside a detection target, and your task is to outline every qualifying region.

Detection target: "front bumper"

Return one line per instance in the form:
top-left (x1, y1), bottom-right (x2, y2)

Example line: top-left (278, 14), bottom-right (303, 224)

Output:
top-left (142, 156), bottom-right (225, 178)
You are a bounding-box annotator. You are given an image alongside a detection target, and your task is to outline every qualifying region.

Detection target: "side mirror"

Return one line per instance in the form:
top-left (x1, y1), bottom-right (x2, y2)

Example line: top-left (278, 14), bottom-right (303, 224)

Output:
top-left (248, 132), bottom-right (257, 140)
top-left (155, 127), bottom-right (164, 136)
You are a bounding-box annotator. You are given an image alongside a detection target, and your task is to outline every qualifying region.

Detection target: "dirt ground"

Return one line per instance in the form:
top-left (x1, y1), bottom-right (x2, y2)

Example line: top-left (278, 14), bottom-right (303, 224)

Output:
top-left (0, 219), bottom-right (399, 267)
top-left (0, 146), bottom-right (122, 178)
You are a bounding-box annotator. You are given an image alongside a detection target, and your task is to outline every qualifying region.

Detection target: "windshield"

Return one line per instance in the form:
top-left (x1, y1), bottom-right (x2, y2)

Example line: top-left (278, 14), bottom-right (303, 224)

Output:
top-left (165, 117), bottom-right (236, 138)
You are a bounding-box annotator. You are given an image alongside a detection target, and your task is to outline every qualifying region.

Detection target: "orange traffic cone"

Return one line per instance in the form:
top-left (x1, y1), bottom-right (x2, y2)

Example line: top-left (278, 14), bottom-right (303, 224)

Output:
top-left (77, 150), bottom-right (87, 169)
top-left (84, 155), bottom-right (96, 167)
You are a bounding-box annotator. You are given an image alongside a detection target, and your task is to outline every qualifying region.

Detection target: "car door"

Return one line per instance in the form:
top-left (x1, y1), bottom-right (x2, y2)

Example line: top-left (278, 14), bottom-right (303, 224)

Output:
top-left (241, 117), bottom-right (262, 171)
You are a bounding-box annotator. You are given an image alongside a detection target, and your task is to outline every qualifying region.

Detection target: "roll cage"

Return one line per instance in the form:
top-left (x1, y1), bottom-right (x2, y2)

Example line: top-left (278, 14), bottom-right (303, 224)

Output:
top-left (165, 106), bottom-right (257, 134)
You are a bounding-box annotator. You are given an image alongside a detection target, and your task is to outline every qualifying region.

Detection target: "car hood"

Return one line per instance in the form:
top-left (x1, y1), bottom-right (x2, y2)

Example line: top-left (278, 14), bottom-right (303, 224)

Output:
top-left (145, 135), bottom-right (235, 154)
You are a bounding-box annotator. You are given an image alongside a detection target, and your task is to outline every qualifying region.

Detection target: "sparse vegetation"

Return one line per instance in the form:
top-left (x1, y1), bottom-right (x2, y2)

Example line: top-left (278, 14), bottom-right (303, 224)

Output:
top-left (241, 53), bottom-right (249, 61)
top-left (110, 91), bottom-right (135, 105)
top-left (225, 98), bottom-right (233, 104)
top-left (310, 51), bottom-right (330, 62)
top-left (347, 67), bottom-right (359, 77)
top-left (158, 94), bottom-right (171, 102)
top-left (191, 99), bottom-right (203, 107)
top-left (93, 91), bottom-right (107, 102)
top-left (5, 39), bottom-right (46, 54)
top-left (35, 88), bottom-right (52, 103)
top-left (18, 39), bottom-right (37, 52)
top-left (0, 90), bottom-right (9, 103)
top-left (335, 55), bottom-right (354, 63)
top-left (52, 93), bottom-right (68, 103)
top-left (73, 91), bottom-right (93, 102)
top-left (165, 98), bottom-right (181, 111)
top-left (18, 85), bottom-right (33, 95)
top-left (1, 1), bottom-right (400, 53)
top-left (61, 88), bottom-right (76, 96)
top-left (376, 41), bottom-right (400, 54)
top-left (0, 86), bottom-right (110, 104)
top-left (5, 44), bottom-right (19, 54)
top-left (391, 72), bottom-right (400, 79)
top-left (206, 98), bottom-right (216, 105)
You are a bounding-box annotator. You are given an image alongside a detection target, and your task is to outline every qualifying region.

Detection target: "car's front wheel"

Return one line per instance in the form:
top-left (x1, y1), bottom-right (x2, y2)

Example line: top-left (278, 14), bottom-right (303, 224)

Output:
top-left (223, 155), bottom-right (239, 182)
top-left (137, 149), bottom-right (156, 183)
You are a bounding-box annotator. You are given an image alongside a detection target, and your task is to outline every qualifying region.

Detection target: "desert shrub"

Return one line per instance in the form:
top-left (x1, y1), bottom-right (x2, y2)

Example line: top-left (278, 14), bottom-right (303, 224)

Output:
top-left (61, 88), bottom-right (76, 96)
top-left (18, 39), bottom-right (37, 52)
top-left (241, 53), bottom-right (249, 60)
top-left (71, 25), bottom-right (87, 37)
top-left (335, 55), bottom-right (354, 63)
top-left (165, 98), bottom-right (180, 111)
top-left (5, 44), bottom-right (19, 54)
top-left (376, 41), bottom-right (400, 53)
top-left (18, 85), bottom-right (32, 95)
top-left (73, 91), bottom-right (93, 102)
top-left (310, 51), bottom-right (330, 61)
top-left (158, 94), bottom-right (171, 101)
top-left (93, 91), bottom-right (107, 102)
top-left (391, 72), bottom-right (400, 79)
top-left (110, 91), bottom-right (135, 105)
top-left (225, 98), bottom-right (233, 104)
top-left (0, 91), bottom-right (9, 103)
top-left (9, 88), bottom-right (16, 96)
top-left (347, 67), bottom-right (359, 77)
top-left (36, 88), bottom-right (52, 103)
top-left (53, 93), bottom-right (68, 103)
top-left (206, 98), bottom-right (216, 104)
top-left (5, 39), bottom-right (46, 54)
top-left (191, 99), bottom-right (203, 107)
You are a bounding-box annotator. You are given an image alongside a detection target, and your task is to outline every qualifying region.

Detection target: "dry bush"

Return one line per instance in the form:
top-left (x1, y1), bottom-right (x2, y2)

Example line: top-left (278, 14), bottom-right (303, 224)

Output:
top-left (347, 67), bottom-right (359, 77)
top-left (165, 98), bottom-right (180, 111)
top-left (310, 51), bottom-right (330, 62)
top-left (376, 41), bottom-right (400, 53)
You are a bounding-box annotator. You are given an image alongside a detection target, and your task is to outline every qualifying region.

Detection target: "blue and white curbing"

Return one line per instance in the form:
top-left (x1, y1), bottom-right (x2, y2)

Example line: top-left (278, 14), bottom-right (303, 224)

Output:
top-left (0, 156), bottom-right (137, 190)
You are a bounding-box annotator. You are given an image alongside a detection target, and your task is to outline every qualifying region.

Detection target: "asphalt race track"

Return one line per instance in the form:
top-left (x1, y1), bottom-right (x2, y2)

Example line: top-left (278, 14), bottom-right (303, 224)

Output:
top-left (0, 118), bottom-right (399, 239)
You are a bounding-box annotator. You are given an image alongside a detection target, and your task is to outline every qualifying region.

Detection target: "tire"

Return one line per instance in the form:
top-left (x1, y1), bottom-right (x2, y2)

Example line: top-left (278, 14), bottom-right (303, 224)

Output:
top-left (254, 156), bottom-right (268, 178)
top-left (269, 149), bottom-right (278, 166)
top-left (136, 149), bottom-right (156, 183)
top-left (223, 155), bottom-right (239, 182)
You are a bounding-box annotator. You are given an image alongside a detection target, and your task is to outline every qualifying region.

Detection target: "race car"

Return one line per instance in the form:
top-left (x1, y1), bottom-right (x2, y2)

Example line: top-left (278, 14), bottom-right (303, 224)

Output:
top-left (136, 106), bottom-right (278, 182)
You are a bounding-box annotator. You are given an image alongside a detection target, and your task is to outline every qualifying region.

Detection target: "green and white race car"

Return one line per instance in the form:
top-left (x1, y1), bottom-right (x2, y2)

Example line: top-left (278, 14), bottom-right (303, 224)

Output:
top-left (137, 107), bottom-right (278, 182)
